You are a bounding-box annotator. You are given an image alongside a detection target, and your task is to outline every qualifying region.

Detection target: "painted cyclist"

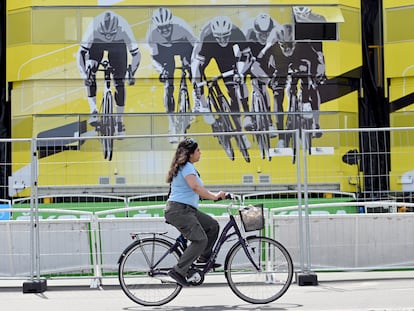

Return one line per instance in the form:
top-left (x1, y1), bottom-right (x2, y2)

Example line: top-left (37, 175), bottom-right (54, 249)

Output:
top-left (147, 7), bottom-right (197, 143)
top-left (191, 15), bottom-right (253, 149)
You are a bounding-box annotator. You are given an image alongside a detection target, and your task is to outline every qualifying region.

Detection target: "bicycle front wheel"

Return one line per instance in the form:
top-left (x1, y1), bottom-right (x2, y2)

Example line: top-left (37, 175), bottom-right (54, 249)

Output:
top-left (99, 90), bottom-right (115, 161)
top-left (118, 238), bottom-right (182, 306)
top-left (224, 236), bottom-right (293, 304)
top-left (176, 88), bottom-right (191, 134)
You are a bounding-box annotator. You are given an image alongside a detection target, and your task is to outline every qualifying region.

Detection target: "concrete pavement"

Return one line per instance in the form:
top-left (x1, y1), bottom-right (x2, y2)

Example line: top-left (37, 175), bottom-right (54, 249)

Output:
top-left (1, 271), bottom-right (414, 311)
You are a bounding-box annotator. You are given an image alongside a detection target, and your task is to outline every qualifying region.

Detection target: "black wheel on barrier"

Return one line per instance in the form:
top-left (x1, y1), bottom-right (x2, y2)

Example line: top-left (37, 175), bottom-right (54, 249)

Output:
top-left (118, 238), bottom-right (182, 306)
top-left (224, 236), bottom-right (293, 304)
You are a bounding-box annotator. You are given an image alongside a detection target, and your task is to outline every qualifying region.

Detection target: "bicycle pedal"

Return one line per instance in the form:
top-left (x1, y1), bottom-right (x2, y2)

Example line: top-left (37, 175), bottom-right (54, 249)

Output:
top-left (186, 269), bottom-right (204, 286)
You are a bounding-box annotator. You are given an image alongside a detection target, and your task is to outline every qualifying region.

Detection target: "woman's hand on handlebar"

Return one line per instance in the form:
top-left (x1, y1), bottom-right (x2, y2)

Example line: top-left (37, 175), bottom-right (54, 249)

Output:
top-left (214, 191), bottom-right (227, 201)
top-left (215, 191), bottom-right (233, 201)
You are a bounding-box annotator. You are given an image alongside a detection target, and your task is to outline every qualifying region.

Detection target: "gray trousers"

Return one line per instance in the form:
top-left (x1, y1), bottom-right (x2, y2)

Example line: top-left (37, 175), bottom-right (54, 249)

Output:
top-left (165, 201), bottom-right (219, 277)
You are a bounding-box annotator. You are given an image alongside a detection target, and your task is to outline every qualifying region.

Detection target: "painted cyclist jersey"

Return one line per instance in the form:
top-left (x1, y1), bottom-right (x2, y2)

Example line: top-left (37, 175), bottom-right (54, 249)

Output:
top-left (147, 17), bottom-right (196, 56)
top-left (193, 23), bottom-right (250, 73)
top-left (80, 11), bottom-right (138, 53)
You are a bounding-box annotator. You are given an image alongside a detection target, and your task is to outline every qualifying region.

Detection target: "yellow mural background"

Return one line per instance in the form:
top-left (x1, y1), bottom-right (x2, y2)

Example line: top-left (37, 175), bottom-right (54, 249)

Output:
top-left (7, 1), bottom-right (364, 193)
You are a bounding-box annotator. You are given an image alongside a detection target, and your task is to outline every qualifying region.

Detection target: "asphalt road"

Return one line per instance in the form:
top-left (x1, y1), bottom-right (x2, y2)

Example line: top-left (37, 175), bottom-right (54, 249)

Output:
top-left (1, 271), bottom-right (414, 311)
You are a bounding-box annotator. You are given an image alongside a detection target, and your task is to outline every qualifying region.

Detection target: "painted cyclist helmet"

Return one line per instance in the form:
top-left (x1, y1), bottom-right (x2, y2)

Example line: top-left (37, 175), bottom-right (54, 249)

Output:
top-left (293, 6), bottom-right (311, 19)
top-left (98, 11), bottom-right (119, 40)
top-left (254, 13), bottom-right (274, 44)
top-left (152, 7), bottom-right (173, 27)
top-left (210, 16), bottom-right (232, 38)
top-left (254, 13), bottom-right (274, 34)
top-left (276, 24), bottom-right (296, 57)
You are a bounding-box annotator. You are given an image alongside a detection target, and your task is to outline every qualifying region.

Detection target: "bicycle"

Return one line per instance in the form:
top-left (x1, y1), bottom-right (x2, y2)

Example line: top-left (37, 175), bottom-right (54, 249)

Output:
top-left (284, 60), bottom-right (319, 164)
top-left (118, 194), bottom-right (293, 306)
top-left (174, 66), bottom-right (192, 136)
top-left (197, 70), bottom-right (250, 163)
top-left (250, 78), bottom-right (273, 161)
top-left (86, 61), bottom-right (134, 161)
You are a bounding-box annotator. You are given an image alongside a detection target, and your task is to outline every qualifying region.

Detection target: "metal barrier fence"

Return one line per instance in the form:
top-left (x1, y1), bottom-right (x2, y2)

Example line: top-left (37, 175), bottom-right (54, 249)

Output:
top-left (1, 125), bottom-right (414, 286)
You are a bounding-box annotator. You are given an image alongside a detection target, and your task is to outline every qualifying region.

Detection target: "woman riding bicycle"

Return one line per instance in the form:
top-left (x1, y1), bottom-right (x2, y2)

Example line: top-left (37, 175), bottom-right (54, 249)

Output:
top-left (165, 138), bottom-right (226, 286)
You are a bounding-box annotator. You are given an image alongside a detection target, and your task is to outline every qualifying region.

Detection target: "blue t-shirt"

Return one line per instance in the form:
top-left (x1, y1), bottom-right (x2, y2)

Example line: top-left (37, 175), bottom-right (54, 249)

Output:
top-left (168, 162), bottom-right (202, 208)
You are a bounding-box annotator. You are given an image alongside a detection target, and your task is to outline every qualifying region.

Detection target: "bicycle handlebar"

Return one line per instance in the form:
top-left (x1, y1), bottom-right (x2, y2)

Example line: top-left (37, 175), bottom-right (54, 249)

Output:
top-left (196, 69), bottom-right (234, 88)
top-left (214, 192), bottom-right (234, 202)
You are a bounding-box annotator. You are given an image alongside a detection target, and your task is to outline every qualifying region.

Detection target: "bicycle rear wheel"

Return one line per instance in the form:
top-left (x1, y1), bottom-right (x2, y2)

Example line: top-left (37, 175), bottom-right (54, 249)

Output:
top-left (118, 238), bottom-right (182, 306)
top-left (224, 236), bottom-right (293, 304)
top-left (99, 91), bottom-right (115, 161)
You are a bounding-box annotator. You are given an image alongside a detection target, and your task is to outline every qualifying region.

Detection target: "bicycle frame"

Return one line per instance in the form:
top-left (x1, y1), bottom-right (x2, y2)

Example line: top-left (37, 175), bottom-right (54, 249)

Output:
top-left (121, 232), bottom-right (187, 275)
top-left (202, 205), bottom-right (261, 274)
top-left (124, 197), bottom-right (260, 278)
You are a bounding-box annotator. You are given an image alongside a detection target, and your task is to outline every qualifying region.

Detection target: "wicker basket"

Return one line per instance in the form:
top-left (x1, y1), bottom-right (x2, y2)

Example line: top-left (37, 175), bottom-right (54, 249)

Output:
top-left (239, 204), bottom-right (264, 232)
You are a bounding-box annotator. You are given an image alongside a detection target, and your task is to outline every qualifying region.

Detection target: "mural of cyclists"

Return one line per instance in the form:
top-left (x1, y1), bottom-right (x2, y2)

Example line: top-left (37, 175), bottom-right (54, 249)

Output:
top-left (73, 6), bottom-right (333, 161)
top-left (191, 15), bottom-right (253, 160)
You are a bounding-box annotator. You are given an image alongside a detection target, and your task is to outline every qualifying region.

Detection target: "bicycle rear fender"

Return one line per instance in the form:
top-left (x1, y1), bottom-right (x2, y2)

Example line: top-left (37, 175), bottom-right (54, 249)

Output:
top-left (118, 240), bottom-right (141, 264)
top-left (117, 237), bottom-right (177, 264)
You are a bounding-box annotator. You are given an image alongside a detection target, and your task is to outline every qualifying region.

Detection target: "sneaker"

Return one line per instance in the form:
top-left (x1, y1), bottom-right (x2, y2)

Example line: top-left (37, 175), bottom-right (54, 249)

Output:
top-left (243, 116), bottom-right (255, 131)
top-left (168, 269), bottom-right (189, 287)
top-left (277, 139), bottom-right (286, 148)
top-left (88, 110), bottom-right (98, 127)
top-left (116, 122), bottom-right (126, 137)
top-left (268, 125), bottom-right (278, 138)
top-left (241, 135), bottom-right (251, 149)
